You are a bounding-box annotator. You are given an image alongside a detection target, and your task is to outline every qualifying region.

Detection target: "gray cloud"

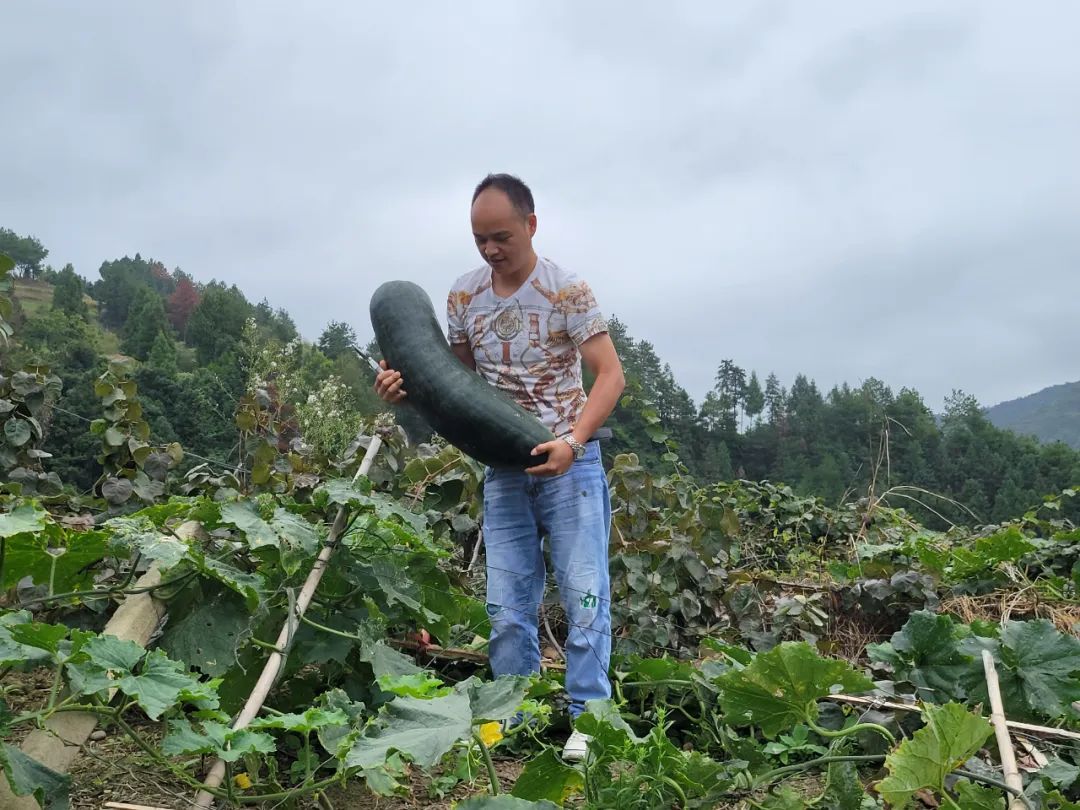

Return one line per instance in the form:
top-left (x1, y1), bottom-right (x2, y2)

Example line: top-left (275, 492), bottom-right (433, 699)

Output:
top-left (2, 1), bottom-right (1077, 412)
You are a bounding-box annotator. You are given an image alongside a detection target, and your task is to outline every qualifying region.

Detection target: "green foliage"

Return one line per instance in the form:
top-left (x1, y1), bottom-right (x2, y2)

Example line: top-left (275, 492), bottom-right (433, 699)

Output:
top-left (964, 619), bottom-right (1080, 721)
top-left (0, 228), bottom-right (48, 279)
top-left (876, 702), bottom-right (992, 808)
top-left (716, 642), bottom-right (873, 737)
top-left (318, 319), bottom-right (357, 359)
top-left (0, 361), bottom-right (63, 495)
top-left (50, 263), bottom-right (88, 319)
top-left (120, 285), bottom-right (169, 360)
top-left (185, 281), bottom-right (251, 364)
top-left (90, 355), bottom-right (183, 506)
top-left (867, 611), bottom-right (975, 704)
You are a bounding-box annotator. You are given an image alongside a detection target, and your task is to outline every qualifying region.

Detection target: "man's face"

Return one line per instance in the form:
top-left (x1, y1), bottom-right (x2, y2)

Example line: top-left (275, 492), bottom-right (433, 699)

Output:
top-left (471, 187), bottom-right (536, 277)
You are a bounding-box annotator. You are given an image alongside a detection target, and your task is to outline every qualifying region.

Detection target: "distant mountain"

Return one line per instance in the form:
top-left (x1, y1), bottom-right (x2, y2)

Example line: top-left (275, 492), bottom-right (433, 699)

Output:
top-left (985, 381), bottom-right (1080, 449)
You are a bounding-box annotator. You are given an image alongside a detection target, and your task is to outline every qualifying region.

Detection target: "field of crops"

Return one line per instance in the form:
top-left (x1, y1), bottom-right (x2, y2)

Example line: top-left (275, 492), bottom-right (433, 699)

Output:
top-left (3, 253), bottom-right (1080, 810)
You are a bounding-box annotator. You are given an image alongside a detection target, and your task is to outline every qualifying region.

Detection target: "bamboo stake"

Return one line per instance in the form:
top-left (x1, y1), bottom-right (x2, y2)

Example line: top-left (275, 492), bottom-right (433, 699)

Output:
top-left (828, 694), bottom-right (1080, 743)
top-left (192, 435), bottom-right (384, 808)
top-left (982, 650), bottom-right (1025, 809)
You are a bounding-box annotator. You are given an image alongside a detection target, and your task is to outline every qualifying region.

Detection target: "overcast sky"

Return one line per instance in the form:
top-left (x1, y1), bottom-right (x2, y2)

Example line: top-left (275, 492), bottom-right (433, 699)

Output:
top-left (3, 2), bottom-right (1078, 410)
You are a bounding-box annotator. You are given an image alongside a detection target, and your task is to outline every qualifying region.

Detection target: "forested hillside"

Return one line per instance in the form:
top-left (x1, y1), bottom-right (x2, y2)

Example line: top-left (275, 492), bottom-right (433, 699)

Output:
top-left (4, 225), bottom-right (1079, 528)
top-left (985, 380), bottom-right (1080, 450)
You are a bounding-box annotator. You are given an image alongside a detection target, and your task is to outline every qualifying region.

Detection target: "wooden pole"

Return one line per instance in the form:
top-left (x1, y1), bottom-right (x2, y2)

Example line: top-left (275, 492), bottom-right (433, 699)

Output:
top-left (827, 693), bottom-right (1080, 743)
top-left (192, 435), bottom-right (383, 807)
top-left (982, 650), bottom-right (1025, 809)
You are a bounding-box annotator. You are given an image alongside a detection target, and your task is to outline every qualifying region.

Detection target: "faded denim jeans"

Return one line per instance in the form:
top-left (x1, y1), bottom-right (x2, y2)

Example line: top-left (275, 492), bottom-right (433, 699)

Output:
top-left (482, 439), bottom-right (612, 718)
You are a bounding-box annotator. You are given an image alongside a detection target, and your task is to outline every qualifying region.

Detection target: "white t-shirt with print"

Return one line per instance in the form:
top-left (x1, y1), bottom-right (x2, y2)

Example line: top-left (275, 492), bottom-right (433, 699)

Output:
top-left (446, 256), bottom-right (608, 438)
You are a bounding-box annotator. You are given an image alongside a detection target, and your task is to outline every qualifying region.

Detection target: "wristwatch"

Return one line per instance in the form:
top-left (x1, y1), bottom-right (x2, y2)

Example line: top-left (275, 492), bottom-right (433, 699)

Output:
top-left (560, 434), bottom-right (586, 460)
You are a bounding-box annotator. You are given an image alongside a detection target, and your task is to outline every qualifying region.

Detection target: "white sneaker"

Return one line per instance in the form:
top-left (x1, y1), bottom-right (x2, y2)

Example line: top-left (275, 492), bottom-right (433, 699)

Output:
top-left (561, 729), bottom-right (592, 762)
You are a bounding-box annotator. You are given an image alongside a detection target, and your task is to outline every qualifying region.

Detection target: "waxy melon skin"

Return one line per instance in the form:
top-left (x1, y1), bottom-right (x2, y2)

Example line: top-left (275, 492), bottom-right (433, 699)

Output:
top-left (370, 279), bottom-right (554, 469)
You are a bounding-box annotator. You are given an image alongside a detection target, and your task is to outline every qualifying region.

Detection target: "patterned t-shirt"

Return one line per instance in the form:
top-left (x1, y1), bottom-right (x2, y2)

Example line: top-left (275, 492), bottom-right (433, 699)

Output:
top-left (446, 256), bottom-right (608, 438)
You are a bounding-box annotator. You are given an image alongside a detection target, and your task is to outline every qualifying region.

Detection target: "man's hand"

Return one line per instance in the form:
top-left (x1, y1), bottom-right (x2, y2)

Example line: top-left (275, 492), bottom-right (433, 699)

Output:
top-left (525, 438), bottom-right (574, 476)
top-left (374, 360), bottom-right (407, 403)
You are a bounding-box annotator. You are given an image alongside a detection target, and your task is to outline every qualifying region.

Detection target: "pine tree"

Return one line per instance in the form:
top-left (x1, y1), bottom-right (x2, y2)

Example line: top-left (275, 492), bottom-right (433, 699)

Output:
top-left (121, 287), bottom-right (169, 360)
top-left (147, 331), bottom-right (178, 375)
top-left (51, 264), bottom-right (88, 319)
top-left (744, 371), bottom-right (765, 426)
top-left (318, 320), bottom-right (358, 359)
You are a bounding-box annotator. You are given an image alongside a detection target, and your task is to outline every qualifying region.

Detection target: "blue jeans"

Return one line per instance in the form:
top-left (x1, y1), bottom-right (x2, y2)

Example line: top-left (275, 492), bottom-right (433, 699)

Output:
top-left (482, 439), bottom-right (612, 718)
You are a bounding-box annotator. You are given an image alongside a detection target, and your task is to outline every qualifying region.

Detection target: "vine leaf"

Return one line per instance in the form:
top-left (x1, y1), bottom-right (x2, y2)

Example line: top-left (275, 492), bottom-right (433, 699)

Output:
top-left (876, 702), bottom-right (993, 809)
top-left (510, 748), bottom-right (583, 803)
top-left (962, 619), bottom-right (1080, 720)
top-left (162, 719), bottom-right (276, 762)
top-left (953, 780), bottom-right (1005, 809)
top-left (459, 675), bottom-right (531, 724)
top-left (1, 526), bottom-right (108, 592)
top-left (867, 610), bottom-right (977, 703)
top-left (105, 516), bottom-right (191, 570)
top-left (0, 743), bottom-right (70, 810)
top-left (70, 639), bottom-right (207, 720)
top-left (0, 611), bottom-right (56, 666)
top-left (0, 503), bottom-right (49, 537)
top-left (344, 691), bottom-right (472, 770)
top-left (159, 585), bottom-right (250, 677)
top-left (716, 641), bottom-right (873, 737)
top-left (248, 707), bottom-right (349, 734)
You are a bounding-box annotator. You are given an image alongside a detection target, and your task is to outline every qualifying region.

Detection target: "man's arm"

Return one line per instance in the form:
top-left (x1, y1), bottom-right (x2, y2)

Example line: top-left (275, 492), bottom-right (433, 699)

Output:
top-left (525, 331), bottom-right (624, 475)
top-left (571, 332), bottom-right (624, 445)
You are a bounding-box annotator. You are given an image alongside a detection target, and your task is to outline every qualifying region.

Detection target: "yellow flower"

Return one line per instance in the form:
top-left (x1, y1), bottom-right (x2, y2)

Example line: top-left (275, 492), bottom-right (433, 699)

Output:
top-left (233, 772), bottom-right (253, 790)
top-left (477, 721), bottom-right (503, 747)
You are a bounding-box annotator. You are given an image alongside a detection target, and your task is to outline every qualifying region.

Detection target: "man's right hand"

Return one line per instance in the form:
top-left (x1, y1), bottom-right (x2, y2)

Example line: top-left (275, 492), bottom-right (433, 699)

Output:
top-left (374, 360), bottom-right (407, 403)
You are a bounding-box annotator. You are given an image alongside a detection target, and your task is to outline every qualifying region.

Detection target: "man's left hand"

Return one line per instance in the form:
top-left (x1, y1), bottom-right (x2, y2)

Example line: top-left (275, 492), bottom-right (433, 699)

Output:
top-left (525, 438), bottom-right (574, 476)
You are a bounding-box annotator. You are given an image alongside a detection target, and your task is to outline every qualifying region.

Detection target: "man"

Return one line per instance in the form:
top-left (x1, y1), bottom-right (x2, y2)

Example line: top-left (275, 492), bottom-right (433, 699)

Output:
top-left (374, 173), bottom-right (624, 761)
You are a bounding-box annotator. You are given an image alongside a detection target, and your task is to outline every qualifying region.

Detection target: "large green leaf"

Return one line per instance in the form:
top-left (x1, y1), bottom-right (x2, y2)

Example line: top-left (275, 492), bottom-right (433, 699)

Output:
top-left (0, 743), bottom-right (70, 810)
top-left (510, 748), bottom-right (583, 802)
top-left (716, 641), bottom-right (873, 737)
top-left (159, 584), bottom-right (250, 677)
top-left (876, 702), bottom-right (993, 808)
top-left (71, 638), bottom-right (204, 720)
top-left (1, 526), bottom-right (109, 592)
top-left (220, 501), bottom-right (278, 549)
top-left (249, 707), bottom-right (349, 735)
top-left (105, 516), bottom-right (190, 570)
top-left (116, 649), bottom-right (206, 720)
top-left (963, 619), bottom-right (1080, 720)
top-left (953, 780), bottom-right (1005, 809)
top-left (0, 503), bottom-right (49, 537)
top-left (344, 691), bottom-right (472, 770)
top-left (459, 675), bottom-right (531, 723)
top-left (188, 552), bottom-right (266, 610)
top-left (162, 719), bottom-right (276, 763)
top-left (0, 611), bottom-right (55, 666)
top-left (323, 480), bottom-right (426, 533)
top-left (867, 610), bottom-right (976, 703)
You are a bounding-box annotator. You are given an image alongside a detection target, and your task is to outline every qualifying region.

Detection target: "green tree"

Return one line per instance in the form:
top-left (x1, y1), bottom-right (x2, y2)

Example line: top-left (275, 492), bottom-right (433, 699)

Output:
top-left (121, 286), bottom-right (169, 360)
top-left (0, 227), bottom-right (48, 278)
top-left (764, 373), bottom-right (786, 426)
top-left (93, 254), bottom-right (160, 329)
top-left (147, 331), bottom-right (178, 375)
top-left (51, 263), bottom-right (89, 319)
top-left (318, 320), bottom-right (358, 359)
top-left (185, 282), bottom-right (251, 364)
top-left (744, 371), bottom-right (765, 426)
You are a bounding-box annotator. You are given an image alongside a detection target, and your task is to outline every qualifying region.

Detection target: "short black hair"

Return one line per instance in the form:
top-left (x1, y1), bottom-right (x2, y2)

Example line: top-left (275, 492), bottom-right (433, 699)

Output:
top-left (472, 173), bottom-right (535, 218)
